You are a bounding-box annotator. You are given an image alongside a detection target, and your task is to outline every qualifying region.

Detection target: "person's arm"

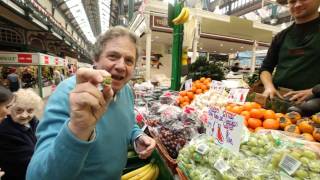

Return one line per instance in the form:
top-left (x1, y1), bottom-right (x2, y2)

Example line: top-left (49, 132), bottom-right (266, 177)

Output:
top-left (312, 84), bottom-right (320, 97)
top-left (26, 79), bottom-right (95, 180)
top-left (259, 33), bottom-right (283, 99)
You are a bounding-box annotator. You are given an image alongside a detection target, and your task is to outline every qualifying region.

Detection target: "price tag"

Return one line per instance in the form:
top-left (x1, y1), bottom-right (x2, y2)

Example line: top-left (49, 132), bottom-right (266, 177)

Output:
top-left (185, 79), bottom-right (193, 91)
top-left (214, 159), bottom-right (230, 174)
top-left (196, 144), bottom-right (209, 155)
top-left (227, 88), bottom-right (249, 105)
top-left (211, 80), bottom-right (225, 94)
top-left (279, 155), bottom-right (301, 175)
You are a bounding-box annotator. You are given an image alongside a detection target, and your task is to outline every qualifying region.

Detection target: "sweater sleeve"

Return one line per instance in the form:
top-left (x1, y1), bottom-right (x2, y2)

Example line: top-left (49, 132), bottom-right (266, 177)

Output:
top-left (26, 77), bottom-right (95, 180)
top-left (259, 35), bottom-right (280, 74)
top-left (126, 85), bottom-right (143, 144)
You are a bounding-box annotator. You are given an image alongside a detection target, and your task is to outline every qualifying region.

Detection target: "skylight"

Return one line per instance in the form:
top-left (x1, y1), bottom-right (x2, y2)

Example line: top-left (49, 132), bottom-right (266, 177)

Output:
top-left (99, 0), bottom-right (111, 33)
top-left (65, 0), bottom-right (96, 43)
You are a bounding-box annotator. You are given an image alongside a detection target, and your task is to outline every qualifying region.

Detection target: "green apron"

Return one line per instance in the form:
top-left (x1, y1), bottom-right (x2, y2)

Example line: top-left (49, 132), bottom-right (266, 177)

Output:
top-left (274, 24), bottom-right (320, 90)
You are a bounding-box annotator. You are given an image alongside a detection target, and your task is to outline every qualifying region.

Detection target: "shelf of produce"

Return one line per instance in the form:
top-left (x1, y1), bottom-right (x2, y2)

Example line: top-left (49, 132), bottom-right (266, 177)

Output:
top-left (155, 137), bottom-right (178, 174)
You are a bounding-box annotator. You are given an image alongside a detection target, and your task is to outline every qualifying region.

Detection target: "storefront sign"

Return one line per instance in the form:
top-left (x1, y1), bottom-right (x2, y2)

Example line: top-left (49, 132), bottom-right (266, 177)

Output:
top-left (227, 88), bottom-right (249, 105)
top-left (0, 53), bottom-right (37, 64)
top-left (153, 16), bottom-right (169, 28)
top-left (207, 106), bottom-right (244, 152)
top-left (18, 54), bottom-right (32, 63)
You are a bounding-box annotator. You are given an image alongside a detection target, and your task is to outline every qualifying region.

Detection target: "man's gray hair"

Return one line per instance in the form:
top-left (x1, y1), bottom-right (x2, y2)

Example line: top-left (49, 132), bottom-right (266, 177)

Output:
top-left (91, 26), bottom-right (140, 63)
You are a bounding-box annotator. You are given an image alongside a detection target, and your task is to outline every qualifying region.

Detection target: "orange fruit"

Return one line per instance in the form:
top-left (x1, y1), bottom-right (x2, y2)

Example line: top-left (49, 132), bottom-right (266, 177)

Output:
top-left (300, 133), bottom-right (315, 142)
top-left (275, 113), bottom-right (285, 118)
top-left (177, 96), bottom-right (184, 104)
top-left (298, 121), bottom-right (314, 134)
top-left (191, 86), bottom-right (197, 93)
top-left (243, 118), bottom-right (248, 127)
top-left (251, 102), bottom-right (262, 109)
top-left (255, 127), bottom-right (265, 132)
top-left (263, 119), bottom-right (280, 130)
top-left (312, 128), bottom-right (320, 141)
top-left (285, 112), bottom-right (301, 124)
top-left (200, 77), bottom-right (206, 82)
top-left (278, 117), bottom-right (292, 129)
top-left (263, 110), bottom-right (276, 120)
top-left (240, 111), bottom-right (250, 121)
top-left (179, 91), bottom-right (187, 96)
top-left (195, 89), bottom-right (203, 94)
top-left (206, 77), bottom-right (212, 82)
top-left (248, 118), bottom-right (262, 129)
top-left (195, 83), bottom-right (202, 89)
top-left (243, 102), bottom-right (253, 111)
top-left (180, 102), bottom-right (189, 108)
top-left (250, 109), bottom-right (264, 119)
top-left (195, 80), bottom-right (201, 84)
top-left (231, 106), bottom-right (244, 114)
top-left (226, 105), bottom-right (233, 112)
top-left (186, 92), bottom-right (194, 100)
top-left (285, 125), bottom-right (300, 134)
top-left (200, 84), bottom-right (208, 91)
top-left (183, 96), bottom-right (190, 103)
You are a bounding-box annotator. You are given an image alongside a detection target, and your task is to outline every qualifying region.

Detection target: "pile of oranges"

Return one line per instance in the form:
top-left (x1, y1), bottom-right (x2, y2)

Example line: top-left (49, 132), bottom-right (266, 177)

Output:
top-left (226, 102), bottom-right (320, 142)
top-left (177, 77), bottom-right (212, 108)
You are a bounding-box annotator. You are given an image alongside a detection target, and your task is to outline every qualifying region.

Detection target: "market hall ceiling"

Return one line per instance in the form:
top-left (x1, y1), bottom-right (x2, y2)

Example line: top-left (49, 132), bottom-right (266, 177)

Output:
top-left (55, 0), bottom-right (102, 42)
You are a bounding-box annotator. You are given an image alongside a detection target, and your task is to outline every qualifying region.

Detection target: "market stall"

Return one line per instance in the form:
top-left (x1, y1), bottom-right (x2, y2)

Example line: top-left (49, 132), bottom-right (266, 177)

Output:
top-left (0, 52), bottom-right (67, 98)
top-left (130, 76), bottom-right (320, 180)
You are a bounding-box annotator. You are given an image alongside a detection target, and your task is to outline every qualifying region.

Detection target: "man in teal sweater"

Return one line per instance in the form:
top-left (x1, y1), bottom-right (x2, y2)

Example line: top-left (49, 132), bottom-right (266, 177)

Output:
top-left (26, 26), bottom-right (156, 180)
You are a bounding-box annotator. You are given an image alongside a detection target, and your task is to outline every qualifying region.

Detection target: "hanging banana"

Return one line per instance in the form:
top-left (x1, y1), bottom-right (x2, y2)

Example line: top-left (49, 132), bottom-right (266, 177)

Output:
top-left (172, 7), bottom-right (190, 25)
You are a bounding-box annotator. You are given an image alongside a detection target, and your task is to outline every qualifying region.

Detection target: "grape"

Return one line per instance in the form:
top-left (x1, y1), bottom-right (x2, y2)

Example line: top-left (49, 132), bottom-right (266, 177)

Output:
top-left (294, 169), bottom-right (308, 179)
top-left (302, 150), bottom-right (317, 160)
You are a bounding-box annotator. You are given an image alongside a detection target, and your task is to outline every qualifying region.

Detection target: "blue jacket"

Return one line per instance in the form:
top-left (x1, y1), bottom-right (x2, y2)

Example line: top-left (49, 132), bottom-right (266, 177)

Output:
top-left (26, 76), bottom-right (142, 180)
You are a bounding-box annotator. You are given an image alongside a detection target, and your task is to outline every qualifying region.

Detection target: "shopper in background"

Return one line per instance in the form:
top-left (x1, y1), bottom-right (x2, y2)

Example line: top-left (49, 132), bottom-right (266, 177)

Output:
top-left (27, 26), bottom-right (156, 180)
top-left (0, 89), bottom-right (41, 180)
top-left (53, 70), bottom-right (62, 85)
top-left (0, 85), bottom-right (13, 121)
top-left (7, 68), bottom-right (20, 92)
top-left (260, 0), bottom-right (320, 103)
top-left (0, 85), bottom-right (14, 178)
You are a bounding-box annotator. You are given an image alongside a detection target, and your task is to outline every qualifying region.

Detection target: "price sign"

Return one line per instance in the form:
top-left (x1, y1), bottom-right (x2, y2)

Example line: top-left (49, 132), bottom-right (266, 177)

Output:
top-left (227, 88), bottom-right (249, 105)
top-left (185, 79), bottom-right (193, 91)
top-left (206, 106), bottom-right (244, 152)
top-left (211, 80), bottom-right (225, 94)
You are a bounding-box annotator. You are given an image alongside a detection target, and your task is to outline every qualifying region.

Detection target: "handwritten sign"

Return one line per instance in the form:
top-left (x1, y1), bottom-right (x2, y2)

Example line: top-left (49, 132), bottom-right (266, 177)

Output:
top-left (227, 88), bottom-right (249, 105)
top-left (211, 80), bottom-right (225, 94)
top-left (185, 79), bottom-right (193, 91)
top-left (206, 106), bottom-right (244, 152)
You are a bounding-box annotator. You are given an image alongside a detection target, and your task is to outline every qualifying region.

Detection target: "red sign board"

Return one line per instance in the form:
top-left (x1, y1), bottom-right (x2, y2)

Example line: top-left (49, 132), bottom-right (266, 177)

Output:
top-left (55, 58), bottom-right (59, 65)
top-left (44, 56), bottom-right (49, 64)
top-left (18, 54), bottom-right (32, 63)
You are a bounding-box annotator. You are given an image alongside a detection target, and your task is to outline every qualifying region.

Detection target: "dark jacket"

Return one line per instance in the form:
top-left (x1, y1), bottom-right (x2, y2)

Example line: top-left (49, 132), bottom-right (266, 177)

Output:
top-left (0, 116), bottom-right (38, 180)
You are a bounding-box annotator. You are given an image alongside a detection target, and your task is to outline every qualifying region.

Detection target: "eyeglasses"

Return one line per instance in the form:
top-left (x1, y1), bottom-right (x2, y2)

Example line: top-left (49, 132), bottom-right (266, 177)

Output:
top-left (288, 0), bottom-right (308, 5)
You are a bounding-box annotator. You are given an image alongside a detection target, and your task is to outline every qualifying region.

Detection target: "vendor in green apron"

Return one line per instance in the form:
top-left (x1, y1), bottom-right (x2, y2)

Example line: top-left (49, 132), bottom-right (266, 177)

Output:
top-left (260, 0), bottom-right (320, 104)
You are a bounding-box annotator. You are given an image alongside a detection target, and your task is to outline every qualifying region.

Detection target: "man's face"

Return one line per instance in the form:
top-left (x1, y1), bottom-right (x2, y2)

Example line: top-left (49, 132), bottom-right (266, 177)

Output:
top-left (288, 0), bottom-right (320, 19)
top-left (10, 104), bottom-right (35, 125)
top-left (95, 36), bottom-right (136, 93)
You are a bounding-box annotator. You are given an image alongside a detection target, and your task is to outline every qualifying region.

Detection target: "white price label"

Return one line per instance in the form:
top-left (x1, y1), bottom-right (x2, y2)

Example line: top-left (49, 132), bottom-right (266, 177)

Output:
top-left (185, 79), bottom-right (193, 91)
top-left (196, 144), bottom-right (208, 155)
top-left (279, 155), bottom-right (301, 175)
top-left (214, 159), bottom-right (230, 174)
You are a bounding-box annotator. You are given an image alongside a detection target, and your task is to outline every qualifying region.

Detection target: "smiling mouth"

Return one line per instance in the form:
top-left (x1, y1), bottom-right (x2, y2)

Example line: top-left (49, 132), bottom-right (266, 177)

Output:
top-left (111, 75), bottom-right (124, 81)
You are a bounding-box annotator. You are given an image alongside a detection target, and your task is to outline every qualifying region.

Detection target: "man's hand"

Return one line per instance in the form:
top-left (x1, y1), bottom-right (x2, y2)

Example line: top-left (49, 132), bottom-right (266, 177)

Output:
top-left (0, 168), bottom-right (5, 177)
top-left (262, 86), bottom-right (283, 99)
top-left (284, 88), bottom-right (313, 104)
top-left (135, 135), bottom-right (156, 159)
top-left (68, 68), bottom-right (114, 141)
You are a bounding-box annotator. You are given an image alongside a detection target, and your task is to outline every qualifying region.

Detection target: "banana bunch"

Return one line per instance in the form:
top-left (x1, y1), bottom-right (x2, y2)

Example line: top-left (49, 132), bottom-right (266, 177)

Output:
top-left (172, 7), bottom-right (190, 25)
top-left (121, 163), bottom-right (159, 180)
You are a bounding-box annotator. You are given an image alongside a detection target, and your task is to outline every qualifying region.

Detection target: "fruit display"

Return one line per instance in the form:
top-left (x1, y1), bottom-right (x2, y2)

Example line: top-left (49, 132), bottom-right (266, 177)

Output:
top-left (191, 89), bottom-right (229, 111)
top-left (177, 132), bottom-right (320, 180)
top-left (227, 102), bottom-right (320, 142)
top-left (121, 161), bottom-right (159, 180)
top-left (158, 126), bottom-right (187, 159)
top-left (177, 77), bottom-right (212, 107)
